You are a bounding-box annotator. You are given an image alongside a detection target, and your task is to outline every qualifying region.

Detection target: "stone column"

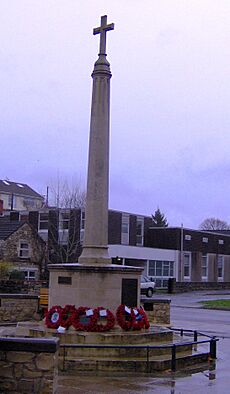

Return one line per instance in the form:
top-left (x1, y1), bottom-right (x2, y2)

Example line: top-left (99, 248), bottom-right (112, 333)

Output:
top-left (48, 17), bottom-right (143, 311)
top-left (79, 16), bottom-right (114, 265)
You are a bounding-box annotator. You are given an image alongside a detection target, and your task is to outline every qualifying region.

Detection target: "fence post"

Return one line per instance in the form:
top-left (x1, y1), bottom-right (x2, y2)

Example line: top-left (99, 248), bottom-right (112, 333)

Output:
top-left (210, 338), bottom-right (216, 359)
top-left (171, 344), bottom-right (176, 371)
top-left (194, 331), bottom-right (198, 342)
top-left (62, 345), bottom-right (66, 371)
top-left (146, 346), bottom-right (149, 373)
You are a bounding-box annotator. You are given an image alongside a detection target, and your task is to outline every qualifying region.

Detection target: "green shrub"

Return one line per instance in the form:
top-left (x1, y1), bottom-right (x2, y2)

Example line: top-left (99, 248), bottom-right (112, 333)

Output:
top-left (0, 261), bottom-right (13, 279)
top-left (9, 270), bottom-right (25, 280)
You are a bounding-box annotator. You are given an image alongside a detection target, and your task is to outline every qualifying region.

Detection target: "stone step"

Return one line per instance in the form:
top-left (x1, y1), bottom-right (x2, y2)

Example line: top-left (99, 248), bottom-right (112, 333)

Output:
top-left (60, 350), bottom-right (210, 373)
top-left (29, 325), bottom-right (174, 345)
top-left (60, 340), bottom-right (193, 359)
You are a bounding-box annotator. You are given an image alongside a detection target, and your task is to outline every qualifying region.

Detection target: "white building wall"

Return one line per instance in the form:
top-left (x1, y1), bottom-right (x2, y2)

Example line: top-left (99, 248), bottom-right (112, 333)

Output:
top-left (108, 244), bottom-right (180, 280)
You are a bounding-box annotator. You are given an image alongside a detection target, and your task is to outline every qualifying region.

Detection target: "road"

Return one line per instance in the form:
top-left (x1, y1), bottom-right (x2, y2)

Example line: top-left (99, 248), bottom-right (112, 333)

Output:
top-left (167, 291), bottom-right (230, 394)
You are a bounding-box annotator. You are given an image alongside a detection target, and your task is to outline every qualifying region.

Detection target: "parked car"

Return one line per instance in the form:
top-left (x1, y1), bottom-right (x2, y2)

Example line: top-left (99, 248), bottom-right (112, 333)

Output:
top-left (141, 275), bottom-right (155, 297)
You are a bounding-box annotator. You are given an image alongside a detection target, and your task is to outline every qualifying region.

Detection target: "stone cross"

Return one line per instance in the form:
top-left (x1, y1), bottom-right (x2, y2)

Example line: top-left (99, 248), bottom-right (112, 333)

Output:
top-left (93, 15), bottom-right (114, 55)
top-left (79, 15), bottom-right (114, 265)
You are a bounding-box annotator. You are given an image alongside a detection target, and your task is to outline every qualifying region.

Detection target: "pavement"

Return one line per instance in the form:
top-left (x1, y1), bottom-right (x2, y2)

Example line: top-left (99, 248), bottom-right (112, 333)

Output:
top-left (155, 289), bottom-right (230, 308)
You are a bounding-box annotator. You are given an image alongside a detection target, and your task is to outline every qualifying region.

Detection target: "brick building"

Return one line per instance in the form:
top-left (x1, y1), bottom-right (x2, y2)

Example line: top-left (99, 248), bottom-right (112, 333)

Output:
top-left (146, 227), bottom-right (230, 285)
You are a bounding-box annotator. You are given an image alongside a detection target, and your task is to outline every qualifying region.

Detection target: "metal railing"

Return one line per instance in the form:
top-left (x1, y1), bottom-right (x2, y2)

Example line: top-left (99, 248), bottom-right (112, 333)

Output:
top-left (60, 328), bottom-right (218, 373)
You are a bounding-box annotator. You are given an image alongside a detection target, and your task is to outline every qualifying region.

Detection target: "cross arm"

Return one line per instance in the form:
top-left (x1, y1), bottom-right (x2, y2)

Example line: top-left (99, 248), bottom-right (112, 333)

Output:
top-left (93, 23), bottom-right (114, 36)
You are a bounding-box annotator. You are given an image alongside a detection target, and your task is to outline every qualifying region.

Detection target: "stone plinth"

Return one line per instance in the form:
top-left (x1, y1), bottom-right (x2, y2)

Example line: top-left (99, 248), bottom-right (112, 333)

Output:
top-left (141, 298), bottom-right (171, 325)
top-left (48, 263), bottom-right (142, 313)
top-left (0, 337), bottom-right (59, 393)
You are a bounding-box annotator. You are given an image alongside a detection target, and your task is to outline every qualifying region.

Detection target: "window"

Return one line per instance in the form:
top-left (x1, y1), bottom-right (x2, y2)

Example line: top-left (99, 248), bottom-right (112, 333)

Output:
top-left (202, 254), bottom-right (208, 279)
top-left (121, 214), bottom-right (129, 245)
top-left (202, 237), bottom-right (208, 243)
top-left (80, 210), bottom-right (85, 229)
top-left (59, 211), bottom-right (69, 230)
top-left (185, 234), bottom-right (192, 241)
top-left (183, 253), bottom-right (190, 278)
top-left (136, 216), bottom-right (144, 246)
top-left (19, 241), bottom-right (30, 258)
top-left (80, 210), bottom-right (85, 243)
top-left (0, 199), bottom-right (3, 216)
top-left (7, 194), bottom-right (12, 208)
top-left (148, 260), bottom-right (174, 288)
top-left (156, 261), bottom-right (162, 276)
top-left (218, 239), bottom-right (224, 245)
top-left (217, 255), bottom-right (224, 279)
top-left (39, 212), bottom-right (49, 230)
top-left (23, 197), bottom-right (35, 208)
top-left (23, 270), bottom-right (36, 280)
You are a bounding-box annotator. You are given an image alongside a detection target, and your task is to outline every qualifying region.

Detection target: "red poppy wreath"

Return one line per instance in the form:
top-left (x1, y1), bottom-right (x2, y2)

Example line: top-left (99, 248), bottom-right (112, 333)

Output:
top-left (59, 304), bottom-right (76, 329)
top-left (45, 305), bottom-right (63, 329)
top-left (116, 304), bottom-right (134, 331)
top-left (116, 305), bottom-right (150, 331)
top-left (93, 307), bottom-right (115, 332)
top-left (72, 306), bottom-right (98, 331)
top-left (131, 307), bottom-right (150, 330)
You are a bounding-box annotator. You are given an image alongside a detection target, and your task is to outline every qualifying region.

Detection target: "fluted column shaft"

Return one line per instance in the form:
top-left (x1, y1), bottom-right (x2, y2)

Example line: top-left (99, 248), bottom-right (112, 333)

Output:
top-left (79, 56), bottom-right (112, 265)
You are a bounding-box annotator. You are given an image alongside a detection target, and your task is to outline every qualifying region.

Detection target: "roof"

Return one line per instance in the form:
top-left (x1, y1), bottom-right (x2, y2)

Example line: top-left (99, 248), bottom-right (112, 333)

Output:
top-left (149, 226), bottom-right (230, 237)
top-left (0, 216), bottom-right (45, 243)
top-left (0, 180), bottom-right (43, 200)
top-left (0, 216), bottom-right (25, 240)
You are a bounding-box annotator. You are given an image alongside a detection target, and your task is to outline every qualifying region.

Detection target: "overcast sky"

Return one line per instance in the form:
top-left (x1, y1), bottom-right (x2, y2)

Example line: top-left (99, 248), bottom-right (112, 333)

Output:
top-left (1, 1), bottom-right (230, 228)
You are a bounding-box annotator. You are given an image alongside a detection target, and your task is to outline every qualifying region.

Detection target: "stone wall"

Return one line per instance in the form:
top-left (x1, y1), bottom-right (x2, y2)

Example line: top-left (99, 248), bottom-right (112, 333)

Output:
top-left (173, 281), bottom-right (230, 293)
top-left (0, 294), bottom-right (39, 322)
top-left (0, 337), bottom-right (59, 393)
top-left (141, 299), bottom-right (171, 325)
top-left (0, 279), bottom-right (48, 294)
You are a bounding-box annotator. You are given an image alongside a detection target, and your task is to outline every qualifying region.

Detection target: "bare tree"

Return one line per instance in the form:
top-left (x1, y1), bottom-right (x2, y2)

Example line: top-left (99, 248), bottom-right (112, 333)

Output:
top-left (48, 177), bottom-right (86, 209)
top-left (48, 209), bottom-right (82, 264)
top-left (47, 177), bottom-right (86, 263)
top-left (199, 217), bottom-right (230, 230)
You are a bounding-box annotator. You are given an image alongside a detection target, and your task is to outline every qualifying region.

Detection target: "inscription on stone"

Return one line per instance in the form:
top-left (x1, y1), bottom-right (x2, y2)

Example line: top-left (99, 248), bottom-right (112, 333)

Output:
top-left (58, 276), bottom-right (72, 285)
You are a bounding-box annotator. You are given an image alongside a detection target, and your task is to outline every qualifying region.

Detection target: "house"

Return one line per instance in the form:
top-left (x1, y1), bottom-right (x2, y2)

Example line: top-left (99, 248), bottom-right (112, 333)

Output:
top-left (0, 216), bottom-right (46, 280)
top-left (6, 209), bottom-right (230, 288)
top-left (0, 180), bottom-right (44, 212)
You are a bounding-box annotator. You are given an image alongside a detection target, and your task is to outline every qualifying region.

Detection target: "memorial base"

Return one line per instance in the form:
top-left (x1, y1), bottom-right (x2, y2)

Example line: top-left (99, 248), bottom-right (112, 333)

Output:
top-left (48, 264), bottom-right (143, 313)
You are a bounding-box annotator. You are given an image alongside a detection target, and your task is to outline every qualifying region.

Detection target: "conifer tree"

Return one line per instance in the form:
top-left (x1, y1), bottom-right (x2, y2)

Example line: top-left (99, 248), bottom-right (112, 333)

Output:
top-left (152, 208), bottom-right (168, 227)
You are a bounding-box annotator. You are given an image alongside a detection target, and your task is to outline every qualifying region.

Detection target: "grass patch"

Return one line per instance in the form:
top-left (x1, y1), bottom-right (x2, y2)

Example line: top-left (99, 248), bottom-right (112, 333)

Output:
top-left (200, 299), bottom-right (230, 310)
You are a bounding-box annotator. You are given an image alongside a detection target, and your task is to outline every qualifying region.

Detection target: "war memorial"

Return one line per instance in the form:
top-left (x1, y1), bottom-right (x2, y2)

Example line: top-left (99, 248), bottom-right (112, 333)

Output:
top-left (48, 15), bottom-right (143, 313)
top-left (0, 15), bottom-right (217, 393)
